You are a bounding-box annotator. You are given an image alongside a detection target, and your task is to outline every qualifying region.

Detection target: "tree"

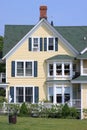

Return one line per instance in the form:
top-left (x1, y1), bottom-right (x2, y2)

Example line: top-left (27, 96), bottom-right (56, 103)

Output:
top-left (0, 36), bottom-right (4, 52)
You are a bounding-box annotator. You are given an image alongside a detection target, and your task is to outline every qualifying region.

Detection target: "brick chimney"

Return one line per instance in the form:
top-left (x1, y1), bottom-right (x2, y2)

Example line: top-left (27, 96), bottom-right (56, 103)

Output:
top-left (40, 6), bottom-right (47, 20)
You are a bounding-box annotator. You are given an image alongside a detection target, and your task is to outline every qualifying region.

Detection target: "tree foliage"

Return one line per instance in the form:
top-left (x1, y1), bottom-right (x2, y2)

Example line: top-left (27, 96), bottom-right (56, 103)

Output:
top-left (0, 36), bottom-right (4, 51)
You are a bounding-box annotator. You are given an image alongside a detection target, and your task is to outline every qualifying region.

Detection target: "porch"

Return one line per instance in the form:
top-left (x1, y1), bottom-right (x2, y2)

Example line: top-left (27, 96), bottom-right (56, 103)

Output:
top-left (47, 84), bottom-right (81, 109)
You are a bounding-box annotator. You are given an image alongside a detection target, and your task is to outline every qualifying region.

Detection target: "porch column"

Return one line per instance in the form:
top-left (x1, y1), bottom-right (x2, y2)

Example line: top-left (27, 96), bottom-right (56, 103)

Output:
top-left (81, 60), bottom-right (83, 75)
top-left (70, 85), bottom-right (73, 107)
top-left (54, 85), bottom-right (56, 104)
top-left (81, 84), bottom-right (83, 119)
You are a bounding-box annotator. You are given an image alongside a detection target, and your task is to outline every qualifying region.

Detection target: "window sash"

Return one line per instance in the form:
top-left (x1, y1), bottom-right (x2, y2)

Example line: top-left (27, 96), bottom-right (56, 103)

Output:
top-left (33, 38), bottom-right (39, 51)
top-left (48, 62), bottom-right (71, 77)
top-left (49, 64), bottom-right (53, 76)
top-left (48, 38), bottom-right (54, 51)
top-left (16, 61), bottom-right (33, 77)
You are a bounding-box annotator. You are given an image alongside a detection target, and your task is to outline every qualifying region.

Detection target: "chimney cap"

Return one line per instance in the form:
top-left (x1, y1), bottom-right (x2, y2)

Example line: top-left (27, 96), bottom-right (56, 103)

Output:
top-left (40, 5), bottom-right (47, 10)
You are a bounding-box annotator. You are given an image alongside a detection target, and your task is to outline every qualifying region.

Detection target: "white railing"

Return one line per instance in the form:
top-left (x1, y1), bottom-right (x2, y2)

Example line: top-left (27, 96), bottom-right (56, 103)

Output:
top-left (0, 99), bottom-right (81, 114)
top-left (0, 73), bottom-right (6, 83)
top-left (68, 99), bottom-right (81, 109)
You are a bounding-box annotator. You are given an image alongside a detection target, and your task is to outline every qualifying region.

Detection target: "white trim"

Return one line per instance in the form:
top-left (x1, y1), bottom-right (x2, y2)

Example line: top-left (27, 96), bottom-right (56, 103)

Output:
top-left (14, 86), bottom-right (35, 103)
top-left (32, 37), bottom-right (40, 52)
top-left (3, 19), bottom-right (78, 60)
top-left (47, 37), bottom-right (55, 51)
top-left (15, 60), bottom-right (34, 77)
top-left (47, 61), bottom-right (72, 78)
top-left (81, 84), bottom-right (83, 119)
top-left (81, 47), bottom-right (87, 54)
top-left (81, 60), bottom-right (83, 75)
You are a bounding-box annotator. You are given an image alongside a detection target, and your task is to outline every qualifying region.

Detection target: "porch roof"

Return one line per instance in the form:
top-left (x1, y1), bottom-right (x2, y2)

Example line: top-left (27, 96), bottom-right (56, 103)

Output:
top-left (46, 80), bottom-right (70, 84)
top-left (0, 83), bottom-right (9, 88)
top-left (46, 55), bottom-right (75, 61)
top-left (77, 52), bottom-right (87, 59)
top-left (71, 76), bottom-right (87, 83)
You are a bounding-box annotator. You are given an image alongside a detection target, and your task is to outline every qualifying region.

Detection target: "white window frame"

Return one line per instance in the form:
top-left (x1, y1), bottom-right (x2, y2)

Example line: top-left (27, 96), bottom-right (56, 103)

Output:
top-left (32, 37), bottom-right (40, 52)
top-left (15, 60), bottom-right (34, 77)
top-left (14, 86), bottom-right (35, 103)
top-left (48, 62), bottom-right (72, 78)
top-left (48, 85), bottom-right (71, 104)
top-left (47, 37), bottom-right (55, 51)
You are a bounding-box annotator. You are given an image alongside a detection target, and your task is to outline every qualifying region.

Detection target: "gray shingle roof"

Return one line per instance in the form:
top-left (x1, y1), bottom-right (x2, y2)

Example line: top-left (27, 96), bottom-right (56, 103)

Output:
top-left (46, 54), bottom-right (75, 61)
top-left (77, 52), bottom-right (87, 59)
top-left (71, 76), bottom-right (87, 83)
top-left (3, 24), bottom-right (87, 57)
top-left (3, 25), bottom-right (34, 56)
top-left (55, 26), bottom-right (87, 52)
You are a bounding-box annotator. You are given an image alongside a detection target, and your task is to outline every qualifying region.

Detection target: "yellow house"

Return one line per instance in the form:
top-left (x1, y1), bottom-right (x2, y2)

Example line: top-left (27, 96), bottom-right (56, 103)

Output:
top-left (1, 5), bottom-right (87, 119)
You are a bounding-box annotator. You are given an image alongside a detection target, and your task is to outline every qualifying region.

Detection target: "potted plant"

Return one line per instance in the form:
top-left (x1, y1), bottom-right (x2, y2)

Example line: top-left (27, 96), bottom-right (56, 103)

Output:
top-left (8, 104), bottom-right (19, 124)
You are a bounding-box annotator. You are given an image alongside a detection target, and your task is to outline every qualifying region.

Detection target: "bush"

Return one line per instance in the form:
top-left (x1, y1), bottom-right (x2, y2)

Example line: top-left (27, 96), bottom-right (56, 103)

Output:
top-left (0, 96), bottom-right (7, 103)
top-left (69, 107), bottom-right (79, 119)
top-left (19, 102), bottom-right (28, 116)
top-left (62, 103), bottom-right (70, 118)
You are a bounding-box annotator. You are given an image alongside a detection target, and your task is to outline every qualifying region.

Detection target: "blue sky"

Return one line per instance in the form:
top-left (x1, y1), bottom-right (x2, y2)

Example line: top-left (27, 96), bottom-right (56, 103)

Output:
top-left (0, 0), bottom-right (87, 35)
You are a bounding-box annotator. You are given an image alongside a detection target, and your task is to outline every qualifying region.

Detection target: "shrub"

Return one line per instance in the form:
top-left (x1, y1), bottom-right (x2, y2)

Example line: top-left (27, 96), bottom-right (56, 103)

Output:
top-left (62, 103), bottom-right (70, 118)
top-left (19, 102), bottom-right (28, 116)
top-left (0, 96), bottom-right (7, 103)
top-left (69, 107), bottom-right (79, 119)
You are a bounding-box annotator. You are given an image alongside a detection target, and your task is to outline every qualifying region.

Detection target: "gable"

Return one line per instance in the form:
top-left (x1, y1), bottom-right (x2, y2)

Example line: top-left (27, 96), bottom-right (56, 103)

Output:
top-left (3, 19), bottom-right (82, 59)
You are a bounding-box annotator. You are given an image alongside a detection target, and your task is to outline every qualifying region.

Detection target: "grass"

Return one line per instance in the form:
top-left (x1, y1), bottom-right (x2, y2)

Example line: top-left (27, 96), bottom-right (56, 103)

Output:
top-left (0, 115), bottom-right (87, 130)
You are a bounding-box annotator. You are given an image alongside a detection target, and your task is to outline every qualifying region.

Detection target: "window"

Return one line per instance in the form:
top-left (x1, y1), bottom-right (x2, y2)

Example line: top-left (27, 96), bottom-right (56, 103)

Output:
top-left (25, 62), bottom-right (32, 76)
top-left (56, 64), bottom-right (62, 75)
top-left (16, 61), bottom-right (33, 77)
top-left (64, 64), bottom-right (70, 75)
top-left (25, 87), bottom-right (33, 103)
top-left (33, 38), bottom-right (39, 51)
top-left (48, 86), bottom-right (71, 104)
top-left (64, 87), bottom-right (70, 102)
top-left (15, 86), bottom-right (39, 103)
top-left (49, 64), bottom-right (53, 76)
top-left (48, 38), bottom-right (54, 50)
top-left (17, 62), bottom-right (24, 76)
top-left (48, 62), bottom-right (71, 77)
top-left (56, 87), bottom-right (62, 103)
top-left (48, 87), bottom-right (53, 103)
top-left (16, 87), bottom-right (23, 103)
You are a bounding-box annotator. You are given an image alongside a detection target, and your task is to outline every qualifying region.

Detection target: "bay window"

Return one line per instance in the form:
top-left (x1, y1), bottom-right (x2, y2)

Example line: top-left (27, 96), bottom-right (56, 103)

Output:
top-left (48, 86), bottom-right (70, 104)
top-left (48, 62), bottom-right (71, 77)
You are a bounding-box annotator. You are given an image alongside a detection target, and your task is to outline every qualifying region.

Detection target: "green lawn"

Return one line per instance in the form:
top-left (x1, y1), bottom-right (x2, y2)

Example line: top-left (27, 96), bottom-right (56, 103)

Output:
top-left (0, 116), bottom-right (87, 130)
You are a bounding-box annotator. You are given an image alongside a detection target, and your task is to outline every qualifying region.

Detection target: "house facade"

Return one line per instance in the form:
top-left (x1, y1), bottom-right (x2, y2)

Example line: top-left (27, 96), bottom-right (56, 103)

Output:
top-left (1, 5), bottom-right (87, 119)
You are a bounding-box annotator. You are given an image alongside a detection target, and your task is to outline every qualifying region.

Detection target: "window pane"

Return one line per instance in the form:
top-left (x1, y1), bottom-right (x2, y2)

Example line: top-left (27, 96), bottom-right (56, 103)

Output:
top-left (48, 38), bottom-right (54, 50)
top-left (64, 64), bottom-right (70, 75)
top-left (16, 87), bottom-right (23, 103)
top-left (25, 87), bottom-right (33, 103)
top-left (25, 62), bottom-right (32, 76)
top-left (49, 64), bottom-right (53, 76)
top-left (33, 38), bottom-right (39, 51)
top-left (56, 87), bottom-right (62, 103)
top-left (56, 64), bottom-right (62, 75)
top-left (48, 87), bottom-right (53, 103)
top-left (64, 87), bottom-right (70, 102)
top-left (17, 62), bottom-right (24, 76)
